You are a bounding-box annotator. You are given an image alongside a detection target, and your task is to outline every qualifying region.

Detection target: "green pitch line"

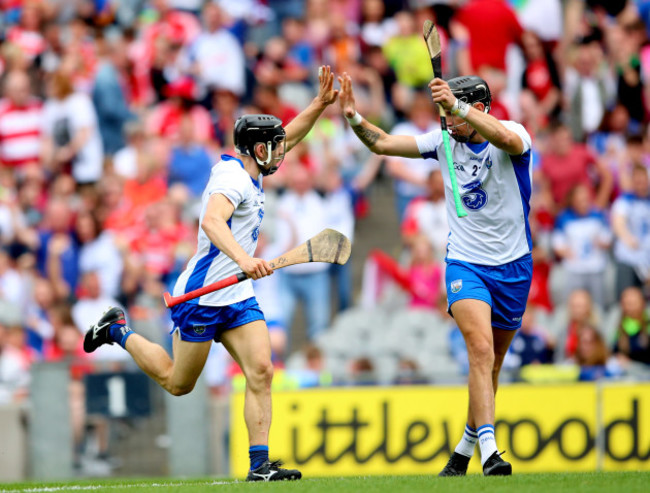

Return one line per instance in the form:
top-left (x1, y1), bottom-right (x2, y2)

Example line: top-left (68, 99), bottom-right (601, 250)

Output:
top-left (1, 472), bottom-right (649, 493)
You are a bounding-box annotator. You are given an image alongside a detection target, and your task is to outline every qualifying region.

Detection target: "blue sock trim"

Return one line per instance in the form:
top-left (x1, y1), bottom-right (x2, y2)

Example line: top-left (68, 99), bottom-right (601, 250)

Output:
top-left (119, 330), bottom-right (133, 349)
top-left (477, 424), bottom-right (495, 437)
top-left (249, 445), bottom-right (269, 470)
top-left (465, 424), bottom-right (478, 437)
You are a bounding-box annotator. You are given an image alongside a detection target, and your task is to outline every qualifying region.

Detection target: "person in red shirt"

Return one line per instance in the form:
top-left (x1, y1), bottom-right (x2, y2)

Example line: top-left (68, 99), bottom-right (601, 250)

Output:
top-left (454, 0), bottom-right (524, 72)
top-left (0, 70), bottom-right (42, 168)
top-left (539, 121), bottom-right (613, 213)
top-left (520, 31), bottom-right (561, 122)
top-left (253, 84), bottom-right (298, 126)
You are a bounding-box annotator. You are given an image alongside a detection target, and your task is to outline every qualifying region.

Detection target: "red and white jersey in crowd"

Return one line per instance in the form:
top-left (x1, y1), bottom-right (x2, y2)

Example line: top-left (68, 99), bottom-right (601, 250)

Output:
top-left (0, 97), bottom-right (42, 166)
top-left (6, 27), bottom-right (46, 60)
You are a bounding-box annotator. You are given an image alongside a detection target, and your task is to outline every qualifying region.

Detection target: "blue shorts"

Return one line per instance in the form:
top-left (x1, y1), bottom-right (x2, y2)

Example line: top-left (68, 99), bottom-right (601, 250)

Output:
top-left (170, 297), bottom-right (265, 342)
top-left (445, 254), bottom-right (533, 331)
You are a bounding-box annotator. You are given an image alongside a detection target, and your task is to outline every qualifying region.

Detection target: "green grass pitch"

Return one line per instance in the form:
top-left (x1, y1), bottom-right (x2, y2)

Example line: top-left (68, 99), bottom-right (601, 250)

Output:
top-left (1, 472), bottom-right (649, 493)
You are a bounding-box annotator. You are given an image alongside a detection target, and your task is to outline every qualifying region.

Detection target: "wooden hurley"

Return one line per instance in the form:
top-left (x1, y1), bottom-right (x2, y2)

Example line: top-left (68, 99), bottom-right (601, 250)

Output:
top-left (163, 228), bottom-right (351, 308)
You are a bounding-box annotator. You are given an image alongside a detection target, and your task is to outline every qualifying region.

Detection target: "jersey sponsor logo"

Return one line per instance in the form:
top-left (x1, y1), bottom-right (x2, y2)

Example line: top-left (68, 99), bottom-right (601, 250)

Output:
top-left (461, 179), bottom-right (488, 210)
top-left (193, 325), bottom-right (206, 335)
top-left (450, 279), bottom-right (462, 293)
top-left (511, 316), bottom-right (522, 322)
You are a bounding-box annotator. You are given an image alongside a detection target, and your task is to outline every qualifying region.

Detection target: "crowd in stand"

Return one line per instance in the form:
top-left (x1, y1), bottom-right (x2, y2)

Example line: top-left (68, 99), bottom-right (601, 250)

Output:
top-left (0, 0), bottom-right (650, 406)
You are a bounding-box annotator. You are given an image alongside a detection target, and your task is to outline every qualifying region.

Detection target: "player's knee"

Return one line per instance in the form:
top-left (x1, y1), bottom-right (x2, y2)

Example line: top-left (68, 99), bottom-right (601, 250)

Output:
top-left (467, 338), bottom-right (494, 362)
top-left (168, 382), bottom-right (195, 396)
top-left (246, 359), bottom-right (274, 390)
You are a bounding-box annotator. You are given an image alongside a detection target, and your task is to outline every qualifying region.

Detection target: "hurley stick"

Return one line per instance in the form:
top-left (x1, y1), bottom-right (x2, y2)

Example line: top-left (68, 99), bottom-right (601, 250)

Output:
top-left (423, 20), bottom-right (467, 218)
top-left (163, 229), bottom-right (351, 307)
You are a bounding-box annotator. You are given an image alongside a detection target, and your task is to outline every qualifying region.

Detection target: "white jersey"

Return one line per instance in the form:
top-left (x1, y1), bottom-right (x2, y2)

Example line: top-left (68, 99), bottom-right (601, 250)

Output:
top-left (173, 155), bottom-right (264, 306)
top-left (415, 121), bottom-right (533, 265)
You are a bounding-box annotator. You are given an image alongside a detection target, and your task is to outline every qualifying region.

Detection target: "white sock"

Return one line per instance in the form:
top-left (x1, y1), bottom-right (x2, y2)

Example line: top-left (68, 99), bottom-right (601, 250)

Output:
top-left (454, 424), bottom-right (478, 457)
top-left (477, 424), bottom-right (498, 465)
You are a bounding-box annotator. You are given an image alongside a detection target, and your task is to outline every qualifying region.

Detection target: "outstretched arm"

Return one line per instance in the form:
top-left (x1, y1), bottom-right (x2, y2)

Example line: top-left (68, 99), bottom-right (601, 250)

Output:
top-left (338, 73), bottom-right (420, 158)
top-left (429, 78), bottom-right (525, 155)
top-left (284, 65), bottom-right (339, 152)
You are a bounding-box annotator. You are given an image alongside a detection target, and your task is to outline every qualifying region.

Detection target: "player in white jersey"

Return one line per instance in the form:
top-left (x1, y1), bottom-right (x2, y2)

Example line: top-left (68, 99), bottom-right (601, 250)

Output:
top-left (83, 66), bottom-right (340, 482)
top-left (338, 73), bottom-right (533, 476)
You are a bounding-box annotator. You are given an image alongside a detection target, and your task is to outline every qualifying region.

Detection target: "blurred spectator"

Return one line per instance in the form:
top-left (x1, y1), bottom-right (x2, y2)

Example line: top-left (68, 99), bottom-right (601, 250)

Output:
top-left (322, 165), bottom-right (355, 312)
top-left (5, 1), bottom-right (46, 62)
top-left (401, 169), bottom-right (449, 259)
top-left (112, 120), bottom-right (146, 180)
top-left (36, 198), bottom-right (78, 300)
top-left (505, 304), bottom-right (554, 368)
top-left (92, 36), bottom-right (135, 156)
top-left (611, 165), bottom-right (650, 299)
top-left (0, 70), bottom-right (42, 169)
top-left (454, 0), bottom-right (523, 73)
top-left (24, 276), bottom-right (56, 354)
top-left (282, 16), bottom-right (316, 77)
top-left (322, 12), bottom-right (360, 74)
top-left (0, 246), bottom-right (26, 307)
top-left (613, 286), bottom-right (650, 366)
top-left (147, 77), bottom-right (212, 145)
top-left (0, 321), bottom-right (31, 404)
top-left (557, 289), bottom-right (600, 362)
top-left (552, 184), bottom-right (612, 307)
top-left (75, 210), bottom-right (123, 299)
top-left (406, 235), bottom-right (443, 310)
top-left (386, 91), bottom-right (439, 220)
top-left (540, 121), bottom-right (613, 212)
top-left (360, 0), bottom-right (398, 48)
top-left (168, 116), bottom-right (213, 199)
top-left (382, 11), bottom-right (431, 88)
top-left (520, 31), bottom-right (561, 123)
top-left (606, 15), bottom-right (646, 127)
top-left (564, 36), bottom-right (616, 142)
top-left (188, 2), bottom-right (245, 96)
top-left (42, 69), bottom-right (104, 184)
top-left (210, 88), bottom-right (241, 150)
top-left (253, 84), bottom-right (298, 126)
top-left (276, 163), bottom-right (331, 341)
top-left (574, 325), bottom-right (615, 381)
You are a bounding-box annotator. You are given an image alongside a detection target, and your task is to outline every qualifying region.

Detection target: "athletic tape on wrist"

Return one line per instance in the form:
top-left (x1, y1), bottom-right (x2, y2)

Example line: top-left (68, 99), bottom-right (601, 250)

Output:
top-left (451, 99), bottom-right (470, 118)
top-left (345, 111), bottom-right (363, 126)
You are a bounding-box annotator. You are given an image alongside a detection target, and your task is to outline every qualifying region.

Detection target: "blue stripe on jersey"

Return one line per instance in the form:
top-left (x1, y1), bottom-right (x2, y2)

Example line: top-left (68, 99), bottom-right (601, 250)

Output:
top-left (511, 149), bottom-right (533, 251)
top-left (422, 149), bottom-right (438, 160)
top-left (221, 153), bottom-right (262, 191)
top-left (466, 140), bottom-right (489, 153)
top-left (185, 218), bottom-right (232, 297)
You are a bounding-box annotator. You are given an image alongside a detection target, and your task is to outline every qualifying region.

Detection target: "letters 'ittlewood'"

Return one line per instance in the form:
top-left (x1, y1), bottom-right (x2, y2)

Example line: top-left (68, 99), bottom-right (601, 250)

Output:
top-left (163, 229), bottom-right (351, 307)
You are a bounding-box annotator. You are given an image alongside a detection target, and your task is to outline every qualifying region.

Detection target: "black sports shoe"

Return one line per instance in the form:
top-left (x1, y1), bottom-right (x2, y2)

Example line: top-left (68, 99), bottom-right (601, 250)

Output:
top-left (84, 307), bottom-right (128, 353)
top-left (482, 451), bottom-right (512, 476)
top-left (246, 460), bottom-right (302, 482)
top-left (438, 452), bottom-right (470, 477)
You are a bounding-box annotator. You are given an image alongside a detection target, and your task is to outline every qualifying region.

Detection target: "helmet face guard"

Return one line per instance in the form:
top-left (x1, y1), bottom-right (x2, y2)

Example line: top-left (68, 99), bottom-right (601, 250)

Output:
top-left (234, 114), bottom-right (287, 175)
top-left (256, 134), bottom-right (286, 176)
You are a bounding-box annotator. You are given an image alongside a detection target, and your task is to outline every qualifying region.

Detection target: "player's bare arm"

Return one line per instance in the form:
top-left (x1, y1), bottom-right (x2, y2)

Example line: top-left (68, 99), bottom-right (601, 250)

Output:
top-left (202, 193), bottom-right (273, 280)
top-left (284, 65), bottom-right (339, 152)
top-left (338, 72), bottom-right (420, 158)
top-left (429, 78), bottom-right (525, 155)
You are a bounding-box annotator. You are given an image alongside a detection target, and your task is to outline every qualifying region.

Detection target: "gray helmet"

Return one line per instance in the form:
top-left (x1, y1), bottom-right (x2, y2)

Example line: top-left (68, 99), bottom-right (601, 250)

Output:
top-left (234, 114), bottom-right (287, 175)
top-left (448, 76), bottom-right (491, 113)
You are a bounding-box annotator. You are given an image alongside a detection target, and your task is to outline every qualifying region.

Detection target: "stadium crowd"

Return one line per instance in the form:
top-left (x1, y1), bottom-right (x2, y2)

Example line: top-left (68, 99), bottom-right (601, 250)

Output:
top-left (0, 0), bottom-right (649, 410)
